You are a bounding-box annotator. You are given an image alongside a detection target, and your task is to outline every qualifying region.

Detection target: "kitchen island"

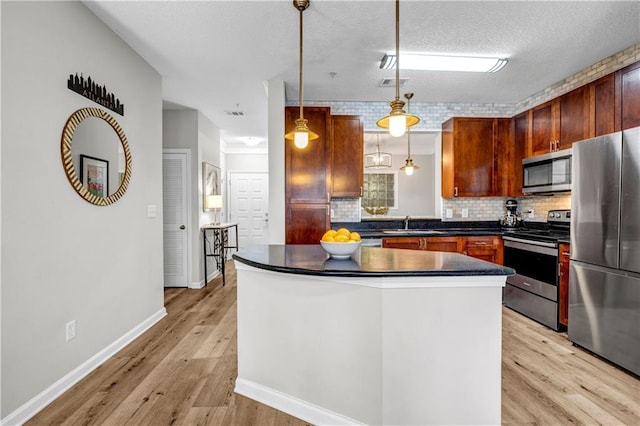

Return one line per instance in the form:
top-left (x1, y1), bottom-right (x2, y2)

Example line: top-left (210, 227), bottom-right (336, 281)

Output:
top-left (233, 245), bottom-right (514, 425)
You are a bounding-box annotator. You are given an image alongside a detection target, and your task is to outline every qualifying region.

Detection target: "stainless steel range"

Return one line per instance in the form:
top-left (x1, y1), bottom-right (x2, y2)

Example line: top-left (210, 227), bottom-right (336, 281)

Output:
top-left (502, 210), bottom-right (570, 331)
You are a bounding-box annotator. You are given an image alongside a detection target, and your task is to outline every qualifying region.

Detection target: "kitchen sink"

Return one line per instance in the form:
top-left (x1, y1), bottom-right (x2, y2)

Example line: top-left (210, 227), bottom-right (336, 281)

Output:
top-left (382, 229), bottom-right (444, 235)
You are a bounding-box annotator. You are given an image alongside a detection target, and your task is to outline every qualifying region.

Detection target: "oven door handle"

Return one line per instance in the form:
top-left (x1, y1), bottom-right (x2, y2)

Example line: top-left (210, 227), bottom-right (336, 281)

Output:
top-left (503, 237), bottom-right (559, 257)
top-left (503, 236), bottom-right (557, 248)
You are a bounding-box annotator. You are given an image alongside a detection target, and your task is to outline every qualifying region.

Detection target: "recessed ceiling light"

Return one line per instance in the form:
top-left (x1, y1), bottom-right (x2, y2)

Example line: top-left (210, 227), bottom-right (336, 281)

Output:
top-left (380, 53), bottom-right (508, 73)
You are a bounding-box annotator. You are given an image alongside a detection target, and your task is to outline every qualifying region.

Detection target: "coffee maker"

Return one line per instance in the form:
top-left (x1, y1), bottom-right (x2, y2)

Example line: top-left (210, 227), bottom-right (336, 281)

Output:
top-left (500, 199), bottom-right (522, 228)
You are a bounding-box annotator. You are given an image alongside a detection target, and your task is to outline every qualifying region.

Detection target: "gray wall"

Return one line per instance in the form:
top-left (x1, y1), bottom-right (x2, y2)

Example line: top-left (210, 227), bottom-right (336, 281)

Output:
top-left (162, 109), bottom-right (221, 286)
top-left (1, 1), bottom-right (163, 418)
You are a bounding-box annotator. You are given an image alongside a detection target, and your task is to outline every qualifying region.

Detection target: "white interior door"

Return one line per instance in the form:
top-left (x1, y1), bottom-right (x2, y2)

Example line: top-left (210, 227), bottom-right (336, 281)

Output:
top-left (229, 172), bottom-right (269, 248)
top-left (163, 151), bottom-right (189, 287)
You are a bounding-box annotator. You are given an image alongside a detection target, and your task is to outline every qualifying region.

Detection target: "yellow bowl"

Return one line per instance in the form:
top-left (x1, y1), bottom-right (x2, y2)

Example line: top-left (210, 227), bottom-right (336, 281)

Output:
top-left (320, 240), bottom-right (361, 259)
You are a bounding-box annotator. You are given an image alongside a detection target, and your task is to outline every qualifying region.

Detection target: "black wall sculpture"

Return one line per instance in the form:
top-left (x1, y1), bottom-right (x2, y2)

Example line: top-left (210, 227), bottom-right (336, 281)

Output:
top-left (67, 73), bottom-right (124, 116)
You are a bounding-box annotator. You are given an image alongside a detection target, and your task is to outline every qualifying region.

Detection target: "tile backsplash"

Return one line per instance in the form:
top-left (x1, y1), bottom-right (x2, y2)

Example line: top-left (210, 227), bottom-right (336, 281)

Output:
top-left (441, 194), bottom-right (571, 223)
top-left (331, 194), bottom-right (571, 223)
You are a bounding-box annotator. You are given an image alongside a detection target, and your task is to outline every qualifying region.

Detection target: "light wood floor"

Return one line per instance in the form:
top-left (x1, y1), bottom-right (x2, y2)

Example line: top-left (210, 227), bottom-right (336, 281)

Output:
top-left (29, 262), bottom-right (639, 425)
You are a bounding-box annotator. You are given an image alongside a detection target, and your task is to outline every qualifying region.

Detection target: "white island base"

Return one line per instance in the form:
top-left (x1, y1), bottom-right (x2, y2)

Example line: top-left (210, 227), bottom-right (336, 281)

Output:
top-left (234, 261), bottom-right (505, 425)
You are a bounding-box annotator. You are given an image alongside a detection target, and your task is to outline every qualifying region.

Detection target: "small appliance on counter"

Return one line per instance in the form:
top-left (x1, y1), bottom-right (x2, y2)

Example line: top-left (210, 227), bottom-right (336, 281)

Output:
top-left (500, 199), bottom-right (522, 229)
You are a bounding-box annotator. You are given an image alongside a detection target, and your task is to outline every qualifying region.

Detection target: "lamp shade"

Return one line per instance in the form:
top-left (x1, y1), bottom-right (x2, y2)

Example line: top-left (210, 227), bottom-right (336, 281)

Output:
top-left (205, 194), bottom-right (223, 210)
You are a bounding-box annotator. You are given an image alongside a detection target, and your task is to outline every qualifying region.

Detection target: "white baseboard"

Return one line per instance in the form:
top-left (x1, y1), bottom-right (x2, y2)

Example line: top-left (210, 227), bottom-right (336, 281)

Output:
top-left (234, 378), bottom-right (362, 426)
top-left (191, 270), bottom-right (220, 289)
top-left (189, 280), bottom-right (205, 289)
top-left (1, 308), bottom-right (167, 426)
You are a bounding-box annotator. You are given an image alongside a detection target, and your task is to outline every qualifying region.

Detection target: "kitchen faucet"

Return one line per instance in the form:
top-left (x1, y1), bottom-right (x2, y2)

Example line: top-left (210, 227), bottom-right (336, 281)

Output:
top-left (404, 216), bottom-right (410, 230)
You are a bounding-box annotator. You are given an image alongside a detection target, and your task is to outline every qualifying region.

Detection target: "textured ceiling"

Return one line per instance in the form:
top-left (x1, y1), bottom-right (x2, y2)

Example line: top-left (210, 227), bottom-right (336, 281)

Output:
top-left (84, 1), bottom-right (640, 152)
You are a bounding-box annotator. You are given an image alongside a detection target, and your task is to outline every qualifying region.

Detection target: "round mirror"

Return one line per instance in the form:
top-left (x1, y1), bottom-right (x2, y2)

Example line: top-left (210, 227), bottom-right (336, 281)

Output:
top-left (61, 107), bottom-right (132, 206)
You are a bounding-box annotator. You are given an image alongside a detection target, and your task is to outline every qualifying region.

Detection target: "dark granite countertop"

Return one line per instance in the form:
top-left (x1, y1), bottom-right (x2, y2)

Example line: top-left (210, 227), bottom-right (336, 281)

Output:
top-left (232, 244), bottom-right (515, 277)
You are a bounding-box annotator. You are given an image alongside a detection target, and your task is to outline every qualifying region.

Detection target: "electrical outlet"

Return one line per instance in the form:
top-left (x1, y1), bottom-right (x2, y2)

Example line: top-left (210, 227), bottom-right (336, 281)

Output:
top-left (461, 208), bottom-right (469, 218)
top-left (446, 208), bottom-right (453, 218)
top-left (66, 320), bottom-right (76, 342)
top-left (528, 209), bottom-right (535, 219)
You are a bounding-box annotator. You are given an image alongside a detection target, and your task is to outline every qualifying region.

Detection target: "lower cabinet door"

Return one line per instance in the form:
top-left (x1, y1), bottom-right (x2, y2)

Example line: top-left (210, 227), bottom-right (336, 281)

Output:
top-left (286, 203), bottom-right (329, 244)
top-left (382, 237), bottom-right (423, 250)
top-left (423, 236), bottom-right (462, 253)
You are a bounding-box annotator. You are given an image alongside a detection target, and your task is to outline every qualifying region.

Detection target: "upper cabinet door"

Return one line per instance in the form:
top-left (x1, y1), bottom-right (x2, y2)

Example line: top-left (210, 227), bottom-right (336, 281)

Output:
top-left (590, 74), bottom-right (615, 137)
top-left (285, 106), bottom-right (331, 204)
top-left (529, 99), bottom-right (560, 156)
top-left (442, 117), bottom-right (498, 197)
top-left (615, 61), bottom-right (640, 131)
top-left (330, 115), bottom-right (363, 197)
top-left (559, 85), bottom-right (590, 148)
top-left (510, 111), bottom-right (528, 196)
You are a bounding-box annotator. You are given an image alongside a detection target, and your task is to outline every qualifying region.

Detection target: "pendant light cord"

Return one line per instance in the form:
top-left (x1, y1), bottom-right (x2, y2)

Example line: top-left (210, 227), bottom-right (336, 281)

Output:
top-left (394, 0), bottom-right (400, 102)
top-left (298, 6), bottom-right (304, 120)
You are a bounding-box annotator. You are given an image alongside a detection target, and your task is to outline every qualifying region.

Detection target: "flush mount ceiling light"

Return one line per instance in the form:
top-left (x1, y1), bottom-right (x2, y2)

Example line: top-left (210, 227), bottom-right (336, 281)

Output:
top-left (284, 0), bottom-right (317, 149)
top-left (400, 93), bottom-right (420, 176)
top-left (380, 53), bottom-right (508, 73)
top-left (365, 135), bottom-right (392, 169)
top-left (242, 137), bottom-right (261, 147)
top-left (376, 0), bottom-right (420, 138)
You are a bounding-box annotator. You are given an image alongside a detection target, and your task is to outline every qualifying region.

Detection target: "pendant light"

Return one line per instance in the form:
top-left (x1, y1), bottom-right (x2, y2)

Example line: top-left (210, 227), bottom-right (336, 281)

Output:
top-left (365, 134), bottom-right (392, 168)
top-left (284, 0), bottom-right (317, 149)
top-left (377, 0), bottom-right (420, 137)
top-left (400, 92), bottom-right (419, 176)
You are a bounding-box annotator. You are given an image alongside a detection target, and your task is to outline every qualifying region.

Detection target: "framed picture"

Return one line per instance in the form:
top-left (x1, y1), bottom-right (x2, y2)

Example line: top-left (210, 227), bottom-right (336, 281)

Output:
top-left (203, 162), bottom-right (221, 211)
top-left (80, 154), bottom-right (109, 197)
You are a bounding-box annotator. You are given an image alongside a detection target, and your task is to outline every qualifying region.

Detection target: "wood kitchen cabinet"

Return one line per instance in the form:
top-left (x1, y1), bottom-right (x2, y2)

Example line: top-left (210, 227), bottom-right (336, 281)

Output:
top-left (382, 235), bottom-right (503, 265)
top-left (442, 117), bottom-right (511, 197)
top-left (382, 236), bottom-right (461, 252)
top-left (559, 85), bottom-right (590, 148)
top-left (558, 243), bottom-right (571, 327)
top-left (382, 237), bottom-right (426, 251)
top-left (330, 115), bottom-right (363, 197)
top-left (462, 236), bottom-right (504, 265)
top-left (285, 106), bottom-right (331, 243)
top-left (590, 74), bottom-right (615, 136)
top-left (527, 86), bottom-right (591, 157)
top-left (286, 203), bottom-right (330, 244)
top-left (529, 99), bottom-right (560, 157)
top-left (615, 60), bottom-right (640, 131)
top-left (510, 111), bottom-right (528, 196)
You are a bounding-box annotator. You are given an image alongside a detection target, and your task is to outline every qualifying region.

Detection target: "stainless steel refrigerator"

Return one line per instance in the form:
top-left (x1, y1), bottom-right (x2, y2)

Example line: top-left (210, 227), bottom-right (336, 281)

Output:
top-left (570, 126), bottom-right (640, 376)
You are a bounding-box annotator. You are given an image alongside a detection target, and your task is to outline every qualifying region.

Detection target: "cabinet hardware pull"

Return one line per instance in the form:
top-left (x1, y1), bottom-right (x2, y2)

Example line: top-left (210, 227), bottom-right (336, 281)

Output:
top-left (326, 205), bottom-right (330, 216)
top-left (327, 192), bottom-right (330, 203)
top-left (454, 187), bottom-right (458, 197)
top-left (550, 140), bottom-right (553, 152)
top-left (474, 241), bottom-right (487, 245)
top-left (562, 251), bottom-right (570, 256)
top-left (360, 186), bottom-right (363, 197)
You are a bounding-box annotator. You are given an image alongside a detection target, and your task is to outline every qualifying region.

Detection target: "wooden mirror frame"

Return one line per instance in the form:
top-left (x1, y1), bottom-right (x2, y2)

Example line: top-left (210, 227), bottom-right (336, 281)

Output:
top-left (61, 107), bottom-right (132, 206)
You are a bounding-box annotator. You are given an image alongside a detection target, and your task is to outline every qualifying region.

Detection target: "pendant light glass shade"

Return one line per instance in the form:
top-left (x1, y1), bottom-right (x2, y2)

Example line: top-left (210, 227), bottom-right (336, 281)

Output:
top-left (285, 0), bottom-right (317, 149)
top-left (365, 135), bottom-right (392, 168)
top-left (286, 118), bottom-right (317, 149)
top-left (377, 0), bottom-right (420, 137)
top-left (399, 93), bottom-right (419, 176)
top-left (400, 157), bottom-right (419, 175)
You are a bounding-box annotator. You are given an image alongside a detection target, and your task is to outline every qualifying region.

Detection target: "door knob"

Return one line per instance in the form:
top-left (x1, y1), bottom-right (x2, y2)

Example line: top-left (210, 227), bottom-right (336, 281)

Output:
top-left (179, 225), bottom-right (186, 230)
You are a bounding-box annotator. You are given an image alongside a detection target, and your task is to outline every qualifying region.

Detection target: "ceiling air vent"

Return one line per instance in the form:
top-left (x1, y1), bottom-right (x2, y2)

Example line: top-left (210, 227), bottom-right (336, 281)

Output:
top-left (379, 78), bottom-right (408, 87)
top-left (225, 111), bottom-right (245, 116)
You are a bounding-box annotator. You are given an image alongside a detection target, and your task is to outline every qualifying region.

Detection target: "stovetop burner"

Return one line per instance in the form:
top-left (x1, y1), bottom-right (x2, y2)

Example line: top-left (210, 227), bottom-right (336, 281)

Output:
top-left (503, 209), bottom-right (571, 245)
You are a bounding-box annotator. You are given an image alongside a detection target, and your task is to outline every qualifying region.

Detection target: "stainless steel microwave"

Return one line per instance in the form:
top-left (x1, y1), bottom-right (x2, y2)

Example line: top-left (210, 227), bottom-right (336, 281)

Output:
top-left (522, 148), bottom-right (572, 194)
